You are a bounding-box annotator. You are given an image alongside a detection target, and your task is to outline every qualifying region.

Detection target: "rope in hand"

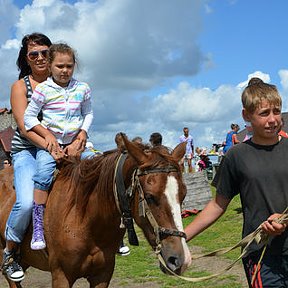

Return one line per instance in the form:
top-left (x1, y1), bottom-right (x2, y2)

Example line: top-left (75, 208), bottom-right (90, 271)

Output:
top-left (157, 208), bottom-right (288, 283)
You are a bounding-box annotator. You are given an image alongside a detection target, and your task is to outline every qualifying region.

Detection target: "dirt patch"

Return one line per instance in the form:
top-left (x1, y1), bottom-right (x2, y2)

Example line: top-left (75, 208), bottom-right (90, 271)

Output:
top-left (190, 246), bottom-right (247, 287)
top-left (0, 269), bottom-right (161, 288)
top-left (0, 246), bottom-right (247, 288)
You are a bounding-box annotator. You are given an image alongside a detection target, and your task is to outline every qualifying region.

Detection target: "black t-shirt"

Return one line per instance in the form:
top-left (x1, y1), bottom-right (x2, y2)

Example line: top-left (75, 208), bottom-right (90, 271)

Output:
top-left (214, 138), bottom-right (288, 255)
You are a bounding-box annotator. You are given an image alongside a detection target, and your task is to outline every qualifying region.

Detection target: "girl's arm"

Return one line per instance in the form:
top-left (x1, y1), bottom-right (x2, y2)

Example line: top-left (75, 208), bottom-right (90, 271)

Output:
top-left (64, 91), bottom-right (93, 156)
top-left (184, 194), bottom-right (231, 242)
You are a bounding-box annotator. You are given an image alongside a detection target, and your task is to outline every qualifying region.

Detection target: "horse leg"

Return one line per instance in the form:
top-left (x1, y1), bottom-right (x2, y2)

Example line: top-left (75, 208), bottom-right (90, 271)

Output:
top-left (87, 266), bottom-right (114, 288)
top-left (87, 276), bottom-right (110, 288)
top-left (51, 269), bottom-right (74, 288)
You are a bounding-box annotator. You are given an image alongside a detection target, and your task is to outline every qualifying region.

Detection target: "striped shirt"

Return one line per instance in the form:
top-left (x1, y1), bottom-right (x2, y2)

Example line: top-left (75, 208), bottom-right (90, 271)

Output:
top-left (24, 77), bottom-right (93, 145)
top-left (11, 76), bottom-right (36, 154)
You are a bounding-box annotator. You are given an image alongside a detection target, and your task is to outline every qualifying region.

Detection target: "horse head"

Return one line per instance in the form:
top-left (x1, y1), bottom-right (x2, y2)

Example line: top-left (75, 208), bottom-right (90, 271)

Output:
top-left (121, 134), bottom-right (191, 275)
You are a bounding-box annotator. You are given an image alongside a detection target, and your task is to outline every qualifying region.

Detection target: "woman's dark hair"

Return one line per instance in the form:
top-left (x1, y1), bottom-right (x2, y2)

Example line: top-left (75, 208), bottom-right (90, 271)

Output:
top-left (17, 33), bottom-right (52, 79)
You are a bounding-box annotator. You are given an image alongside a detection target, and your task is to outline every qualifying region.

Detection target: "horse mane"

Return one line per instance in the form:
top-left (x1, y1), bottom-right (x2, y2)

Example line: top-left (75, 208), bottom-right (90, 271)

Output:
top-left (58, 151), bottom-right (121, 219)
top-left (57, 144), bottom-right (180, 220)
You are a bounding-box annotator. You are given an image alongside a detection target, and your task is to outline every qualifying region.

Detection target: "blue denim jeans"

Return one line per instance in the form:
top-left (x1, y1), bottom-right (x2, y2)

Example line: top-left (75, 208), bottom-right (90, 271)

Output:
top-left (5, 148), bottom-right (37, 243)
top-left (33, 148), bottom-right (56, 191)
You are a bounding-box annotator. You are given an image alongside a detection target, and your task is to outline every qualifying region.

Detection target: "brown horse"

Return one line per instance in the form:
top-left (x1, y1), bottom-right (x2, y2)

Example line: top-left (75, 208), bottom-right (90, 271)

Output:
top-left (0, 135), bottom-right (191, 287)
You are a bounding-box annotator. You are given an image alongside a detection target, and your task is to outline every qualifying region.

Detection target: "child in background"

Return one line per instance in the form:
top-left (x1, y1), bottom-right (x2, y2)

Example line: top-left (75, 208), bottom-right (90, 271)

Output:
top-left (223, 123), bottom-right (240, 154)
top-left (24, 43), bottom-right (93, 250)
top-left (185, 77), bottom-right (288, 287)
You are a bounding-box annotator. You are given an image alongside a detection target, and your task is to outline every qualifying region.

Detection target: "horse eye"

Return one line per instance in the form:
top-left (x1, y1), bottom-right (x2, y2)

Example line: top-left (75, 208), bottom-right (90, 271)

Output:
top-left (145, 193), bottom-right (158, 205)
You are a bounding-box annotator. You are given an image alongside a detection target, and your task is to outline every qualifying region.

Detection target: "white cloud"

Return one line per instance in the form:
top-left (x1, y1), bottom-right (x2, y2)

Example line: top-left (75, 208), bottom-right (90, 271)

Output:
top-left (237, 71), bottom-right (271, 89)
top-left (0, 0), bottom-right (283, 152)
top-left (279, 70), bottom-right (288, 90)
top-left (0, 0), bottom-right (19, 44)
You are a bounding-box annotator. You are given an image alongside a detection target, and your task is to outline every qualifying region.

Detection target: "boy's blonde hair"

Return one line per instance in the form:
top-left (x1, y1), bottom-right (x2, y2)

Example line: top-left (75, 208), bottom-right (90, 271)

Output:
top-left (241, 77), bottom-right (282, 113)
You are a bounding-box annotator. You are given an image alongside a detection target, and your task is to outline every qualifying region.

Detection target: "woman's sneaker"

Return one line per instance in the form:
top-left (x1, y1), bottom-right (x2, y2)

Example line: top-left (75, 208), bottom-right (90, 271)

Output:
top-left (1, 249), bottom-right (25, 282)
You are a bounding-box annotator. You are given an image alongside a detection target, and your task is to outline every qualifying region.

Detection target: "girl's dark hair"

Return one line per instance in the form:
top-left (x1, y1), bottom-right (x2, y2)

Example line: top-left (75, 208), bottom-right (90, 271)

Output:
top-left (17, 33), bottom-right (52, 79)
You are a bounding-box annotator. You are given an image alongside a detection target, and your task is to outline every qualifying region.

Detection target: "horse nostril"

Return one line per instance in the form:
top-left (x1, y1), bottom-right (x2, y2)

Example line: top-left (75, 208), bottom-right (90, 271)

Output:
top-left (167, 256), bottom-right (180, 271)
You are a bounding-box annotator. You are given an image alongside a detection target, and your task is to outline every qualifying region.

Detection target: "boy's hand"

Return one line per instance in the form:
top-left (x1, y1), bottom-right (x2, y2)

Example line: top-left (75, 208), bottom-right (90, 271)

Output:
top-left (261, 213), bottom-right (287, 236)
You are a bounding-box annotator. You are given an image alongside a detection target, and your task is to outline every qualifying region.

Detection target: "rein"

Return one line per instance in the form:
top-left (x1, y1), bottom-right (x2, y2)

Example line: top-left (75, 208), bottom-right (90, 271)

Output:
top-left (156, 208), bottom-right (288, 283)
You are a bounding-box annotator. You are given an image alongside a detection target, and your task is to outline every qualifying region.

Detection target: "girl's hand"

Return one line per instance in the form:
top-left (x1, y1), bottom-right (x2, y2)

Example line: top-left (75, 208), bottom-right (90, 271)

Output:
top-left (64, 141), bottom-right (82, 157)
top-left (75, 130), bottom-right (88, 152)
top-left (261, 213), bottom-right (287, 236)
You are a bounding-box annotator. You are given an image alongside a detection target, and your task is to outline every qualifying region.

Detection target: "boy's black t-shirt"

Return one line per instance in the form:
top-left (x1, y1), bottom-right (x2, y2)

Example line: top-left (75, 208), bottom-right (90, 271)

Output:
top-left (214, 138), bottom-right (288, 255)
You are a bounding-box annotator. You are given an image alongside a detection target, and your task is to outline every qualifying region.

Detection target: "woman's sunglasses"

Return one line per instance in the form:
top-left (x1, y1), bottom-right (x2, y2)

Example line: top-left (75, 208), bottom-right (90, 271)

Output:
top-left (27, 49), bottom-right (49, 61)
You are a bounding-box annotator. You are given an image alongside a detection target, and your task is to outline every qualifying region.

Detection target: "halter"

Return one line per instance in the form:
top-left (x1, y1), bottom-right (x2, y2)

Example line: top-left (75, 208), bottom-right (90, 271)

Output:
top-left (113, 153), bottom-right (187, 252)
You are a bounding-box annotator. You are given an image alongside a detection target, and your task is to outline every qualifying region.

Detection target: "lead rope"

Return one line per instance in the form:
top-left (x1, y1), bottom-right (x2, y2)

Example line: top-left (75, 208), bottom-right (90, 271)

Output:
top-left (156, 208), bottom-right (288, 283)
top-left (250, 208), bottom-right (288, 286)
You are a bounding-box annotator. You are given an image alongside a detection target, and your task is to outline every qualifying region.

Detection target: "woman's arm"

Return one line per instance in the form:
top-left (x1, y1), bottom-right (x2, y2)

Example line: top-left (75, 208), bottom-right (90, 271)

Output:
top-left (10, 80), bottom-right (46, 149)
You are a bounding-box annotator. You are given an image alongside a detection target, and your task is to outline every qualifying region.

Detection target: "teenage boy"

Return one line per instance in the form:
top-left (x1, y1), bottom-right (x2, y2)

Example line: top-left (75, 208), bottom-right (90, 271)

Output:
top-left (184, 77), bottom-right (288, 287)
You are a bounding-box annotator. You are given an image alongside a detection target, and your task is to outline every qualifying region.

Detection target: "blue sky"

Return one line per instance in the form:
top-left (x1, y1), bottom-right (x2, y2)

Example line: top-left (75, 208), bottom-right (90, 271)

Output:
top-left (1, 0), bottom-right (288, 151)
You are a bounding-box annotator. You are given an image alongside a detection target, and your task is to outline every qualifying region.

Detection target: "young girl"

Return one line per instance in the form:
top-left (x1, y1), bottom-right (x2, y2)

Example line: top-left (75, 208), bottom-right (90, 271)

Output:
top-left (24, 43), bottom-right (93, 250)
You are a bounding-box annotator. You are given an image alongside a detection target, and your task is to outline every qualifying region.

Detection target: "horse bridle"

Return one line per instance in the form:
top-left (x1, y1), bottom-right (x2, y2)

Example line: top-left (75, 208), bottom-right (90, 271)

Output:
top-left (113, 153), bottom-right (186, 252)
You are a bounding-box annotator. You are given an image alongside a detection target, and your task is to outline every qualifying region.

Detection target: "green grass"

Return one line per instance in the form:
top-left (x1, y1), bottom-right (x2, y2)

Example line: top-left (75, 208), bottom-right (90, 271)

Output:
top-left (113, 186), bottom-right (245, 287)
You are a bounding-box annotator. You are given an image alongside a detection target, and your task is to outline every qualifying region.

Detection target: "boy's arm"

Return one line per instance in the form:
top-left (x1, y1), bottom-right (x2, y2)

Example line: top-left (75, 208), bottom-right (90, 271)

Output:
top-left (184, 194), bottom-right (231, 242)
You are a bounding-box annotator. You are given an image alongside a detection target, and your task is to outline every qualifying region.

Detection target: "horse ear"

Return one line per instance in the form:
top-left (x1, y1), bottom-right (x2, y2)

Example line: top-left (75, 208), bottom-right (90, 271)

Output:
top-left (120, 133), bottom-right (148, 164)
top-left (171, 142), bottom-right (186, 162)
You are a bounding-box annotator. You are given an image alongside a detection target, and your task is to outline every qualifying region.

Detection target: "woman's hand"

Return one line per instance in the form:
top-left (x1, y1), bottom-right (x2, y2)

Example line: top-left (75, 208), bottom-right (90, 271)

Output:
top-left (50, 148), bottom-right (66, 162)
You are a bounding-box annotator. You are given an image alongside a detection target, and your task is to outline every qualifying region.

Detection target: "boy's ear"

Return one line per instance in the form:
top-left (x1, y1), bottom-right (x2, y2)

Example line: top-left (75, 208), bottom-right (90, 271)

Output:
top-left (242, 109), bottom-right (251, 122)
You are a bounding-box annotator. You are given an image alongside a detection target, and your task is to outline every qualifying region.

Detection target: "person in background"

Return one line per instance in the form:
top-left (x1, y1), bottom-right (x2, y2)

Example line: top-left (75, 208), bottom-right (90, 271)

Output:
top-left (223, 123), bottom-right (240, 154)
top-left (184, 77), bottom-right (288, 287)
top-left (2, 33), bottom-right (53, 282)
top-left (179, 127), bottom-right (194, 173)
top-left (149, 132), bottom-right (162, 147)
top-left (24, 43), bottom-right (93, 251)
top-left (131, 136), bottom-right (142, 144)
top-left (243, 121), bottom-right (253, 142)
top-left (278, 117), bottom-right (288, 138)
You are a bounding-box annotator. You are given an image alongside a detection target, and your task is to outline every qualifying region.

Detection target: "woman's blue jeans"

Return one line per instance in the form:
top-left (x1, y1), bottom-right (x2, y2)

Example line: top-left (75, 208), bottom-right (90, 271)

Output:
top-left (5, 148), bottom-right (37, 243)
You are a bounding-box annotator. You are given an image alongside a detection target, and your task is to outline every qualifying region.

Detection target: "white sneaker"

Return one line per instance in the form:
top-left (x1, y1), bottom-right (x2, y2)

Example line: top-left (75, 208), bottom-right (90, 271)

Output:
top-left (30, 238), bottom-right (46, 250)
top-left (118, 245), bottom-right (130, 256)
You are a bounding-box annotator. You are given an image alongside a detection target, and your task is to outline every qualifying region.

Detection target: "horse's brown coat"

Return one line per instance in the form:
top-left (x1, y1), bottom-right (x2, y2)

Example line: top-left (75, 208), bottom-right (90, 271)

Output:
top-left (0, 138), bottom-right (190, 288)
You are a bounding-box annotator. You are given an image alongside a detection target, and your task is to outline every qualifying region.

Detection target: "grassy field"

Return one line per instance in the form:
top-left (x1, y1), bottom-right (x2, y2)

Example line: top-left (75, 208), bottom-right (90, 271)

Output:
top-left (113, 186), bottom-right (245, 288)
top-left (0, 186), bottom-right (245, 287)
